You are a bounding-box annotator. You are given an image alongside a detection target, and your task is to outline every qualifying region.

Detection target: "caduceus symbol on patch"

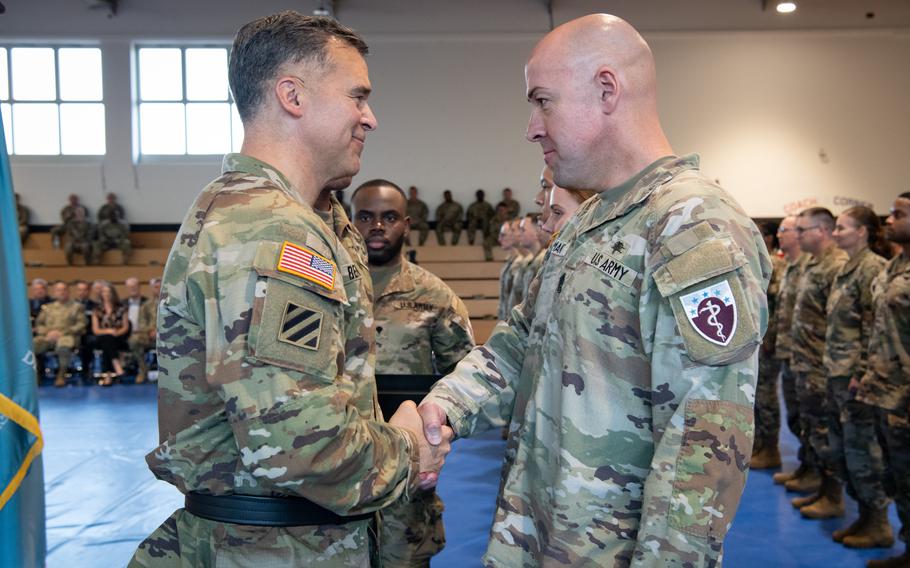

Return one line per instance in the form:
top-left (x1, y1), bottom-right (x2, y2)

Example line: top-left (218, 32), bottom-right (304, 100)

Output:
top-left (679, 280), bottom-right (738, 347)
top-left (699, 299), bottom-right (726, 342)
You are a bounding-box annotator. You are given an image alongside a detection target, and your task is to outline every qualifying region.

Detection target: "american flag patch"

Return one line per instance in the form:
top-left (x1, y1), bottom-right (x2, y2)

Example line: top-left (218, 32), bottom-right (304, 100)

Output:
top-left (277, 241), bottom-right (336, 290)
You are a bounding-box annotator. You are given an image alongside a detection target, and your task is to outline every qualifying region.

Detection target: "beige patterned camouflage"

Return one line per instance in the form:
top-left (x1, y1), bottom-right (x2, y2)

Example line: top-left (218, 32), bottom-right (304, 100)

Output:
top-left (505, 252), bottom-right (534, 317)
top-left (130, 154), bottom-right (420, 567)
top-left (790, 245), bottom-right (848, 376)
top-left (773, 254), bottom-right (808, 361)
top-left (497, 256), bottom-right (516, 321)
top-left (424, 155), bottom-right (770, 567)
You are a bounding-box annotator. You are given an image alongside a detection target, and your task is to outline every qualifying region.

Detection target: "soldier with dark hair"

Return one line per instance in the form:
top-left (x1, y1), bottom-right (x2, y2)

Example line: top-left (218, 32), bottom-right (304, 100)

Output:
top-left (406, 185), bottom-right (430, 246)
top-left (435, 190), bottom-right (463, 246)
top-left (466, 189), bottom-right (495, 246)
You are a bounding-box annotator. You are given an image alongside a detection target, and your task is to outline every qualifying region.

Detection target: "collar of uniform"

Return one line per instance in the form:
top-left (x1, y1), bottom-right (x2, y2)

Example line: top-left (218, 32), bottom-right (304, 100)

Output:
top-left (573, 154), bottom-right (695, 236)
top-left (376, 258), bottom-right (416, 298)
top-left (808, 243), bottom-right (838, 266)
top-left (221, 153), bottom-right (300, 204)
top-left (839, 246), bottom-right (871, 276)
top-left (888, 251), bottom-right (910, 277)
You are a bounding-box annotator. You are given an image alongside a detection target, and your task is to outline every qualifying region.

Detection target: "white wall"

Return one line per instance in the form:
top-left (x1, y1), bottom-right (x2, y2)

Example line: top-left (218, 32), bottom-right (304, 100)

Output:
top-left (4, 1), bottom-right (909, 223)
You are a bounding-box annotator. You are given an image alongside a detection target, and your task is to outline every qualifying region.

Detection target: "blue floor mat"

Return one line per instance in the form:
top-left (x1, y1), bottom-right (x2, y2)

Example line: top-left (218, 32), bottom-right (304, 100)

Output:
top-left (39, 384), bottom-right (904, 567)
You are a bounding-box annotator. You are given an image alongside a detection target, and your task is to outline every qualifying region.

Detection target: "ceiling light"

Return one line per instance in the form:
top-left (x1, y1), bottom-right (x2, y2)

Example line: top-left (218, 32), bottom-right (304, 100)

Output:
top-left (776, 2), bottom-right (797, 13)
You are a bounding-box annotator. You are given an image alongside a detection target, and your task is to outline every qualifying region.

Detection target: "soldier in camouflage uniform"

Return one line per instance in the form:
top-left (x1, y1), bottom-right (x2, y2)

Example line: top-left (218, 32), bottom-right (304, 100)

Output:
top-left (406, 186), bottom-right (430, 246)
top-left (51, 193), bottom-right (89, 249)
top-left (98, 192), bottom-right (126, 224)
top-left (507, 215), bottom-right (540, 311)
top-left (772, 217), bottom-right (812, 484)
top-left (435, 190), bottom-right (464, 246)
top-left (129, 278), bottom-right (161, 384)
top-left (751, 222), bottom-right (785, 469)
top-left (130, 13), bottom-right (451, 567)
top-left (496, 220), bottom-right (519, 321)
top-left (63, 207), bottom-right (96, 265)
top-left (16, 192), bottom-right (29, 244)
top-left (496, 187), bottom-right (520, 220)
top-left (352, 179), bottom-right (476, 567)
top-left (858, 193), bottom-right (910, 568)
top-left (484, 203), bottom-right (509, 263)
top-left (824, 207), bottom-right (892, 547)
top-left (787, 208), bottom-right (849, 518)
top-left (466, 189), bottom-right (495, 247)
top-left (33, 281), bottom-right (87, 387)
top-left (419, 16), bottom-right (771, 566)
top-left (93, 210), bottom-right (132, 264)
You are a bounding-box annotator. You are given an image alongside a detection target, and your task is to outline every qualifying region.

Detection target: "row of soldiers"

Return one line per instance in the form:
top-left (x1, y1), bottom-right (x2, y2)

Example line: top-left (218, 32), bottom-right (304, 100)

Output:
top-left (28, 277), bottom-right (160, 386)
top-left (17, 192), bottom-right (133, 264)
top-left (752, 196), bottom-right (910, 567)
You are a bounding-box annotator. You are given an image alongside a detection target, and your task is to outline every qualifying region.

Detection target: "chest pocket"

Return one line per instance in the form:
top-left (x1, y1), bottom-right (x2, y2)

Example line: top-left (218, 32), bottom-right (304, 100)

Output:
top-left (247, 242), bottom-right (347, 383)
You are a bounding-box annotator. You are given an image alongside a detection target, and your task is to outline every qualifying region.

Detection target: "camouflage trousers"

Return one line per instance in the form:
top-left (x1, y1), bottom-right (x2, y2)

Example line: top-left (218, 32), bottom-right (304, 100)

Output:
top-left (466, 218), bottom-right (489, 246)
top-left (435, 221), bottom-right (461, 246)
top-left (795, 371), bottom-right (829, 471)
top-left (782, 361), bottom-right (813, 466)
top-left (379, 490), bottom-right (445, 568)
top-left (754, 351), bottom-right (781, 450)
top-left (875, 408), bottom-right (910, 543)
top-left (129, 508), bottom-right (375, 567)
top-left (826, 376), bottom-right (889, 509)
top-left (405, 221), bottom-right (429, 247)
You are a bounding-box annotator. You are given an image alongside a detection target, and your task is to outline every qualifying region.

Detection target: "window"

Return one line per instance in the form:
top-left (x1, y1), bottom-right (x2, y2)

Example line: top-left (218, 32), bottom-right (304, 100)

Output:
top-left (136, 46), bottom-right (243, 157)
top-left (0, 46), bottom-right (106, 156)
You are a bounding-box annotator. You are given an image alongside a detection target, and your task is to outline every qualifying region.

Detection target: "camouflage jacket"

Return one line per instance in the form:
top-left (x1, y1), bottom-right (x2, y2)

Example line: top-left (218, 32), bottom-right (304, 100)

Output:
top-left (791, 244), bottom-right (848, 373)
top-left (98, 203), bottom-right (126, 223)
top-left (762, 254), bottom-right (786, 355)
top-left (424, 155), bottom-right (770, 567)
top-left (467, 201), bottom-right (495, 224)
top-left (498, 199), bottom-right (520, 220)
top-left (407, 199), bottom-right (429, 224)
top-left (373, 258), bottom-right (475, 375)
top-left (148, 153), bottom-right (419, 515)
top-left (860, 252), bottom-right (910, 412)
top-left (35, 300), bottom-right (86, 340)
top-left (506, 252), bottom-right (534, 316)
top-left (517, 249), bottom-right (546, 311)
top-left (136, 298), bottom-right (159, 336)
top-left (65, 220), bottom-right (95, 242)
top-left (436, 201), bottom-right (464, 224)
top-left (497, 256), bottom-right (516, 321)
top-left (773, 254), bottom-right (807, 361)
top-left (824, 247), bottom-right (885, 379)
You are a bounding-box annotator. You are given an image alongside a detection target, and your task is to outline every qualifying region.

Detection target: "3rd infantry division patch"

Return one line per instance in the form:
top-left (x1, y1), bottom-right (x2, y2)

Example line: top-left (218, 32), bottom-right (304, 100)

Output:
top-left (279, 302), bottom-right (322, 350)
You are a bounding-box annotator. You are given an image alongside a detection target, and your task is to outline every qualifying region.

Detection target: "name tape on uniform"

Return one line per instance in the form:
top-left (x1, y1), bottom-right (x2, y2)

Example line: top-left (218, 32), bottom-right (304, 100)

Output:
top-left (550, 239), bottom-right (570, 257)
top-left (586, 251), bottom-right (638, 287)
top-left (277, 241), bottom-right (336, 290)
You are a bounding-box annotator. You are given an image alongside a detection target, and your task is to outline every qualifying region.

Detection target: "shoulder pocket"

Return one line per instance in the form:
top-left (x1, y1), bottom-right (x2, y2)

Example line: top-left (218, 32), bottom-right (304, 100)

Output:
top-left (654, 237), bottom-right (760, 365)
top-left (247, 241), bottom-right (346, 380)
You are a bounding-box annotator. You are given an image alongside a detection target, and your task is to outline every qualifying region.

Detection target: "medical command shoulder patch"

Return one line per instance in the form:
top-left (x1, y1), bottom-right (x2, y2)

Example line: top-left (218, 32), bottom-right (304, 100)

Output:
top-left (277, 241), bottom-right (336, 290)
top-left (679, 280), bottom-right (738, 346)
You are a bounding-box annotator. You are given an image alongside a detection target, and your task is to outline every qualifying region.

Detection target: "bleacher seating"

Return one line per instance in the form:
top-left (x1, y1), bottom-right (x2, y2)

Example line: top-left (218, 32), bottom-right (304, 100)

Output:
top-left (24, 231), bottom-right (507, 342)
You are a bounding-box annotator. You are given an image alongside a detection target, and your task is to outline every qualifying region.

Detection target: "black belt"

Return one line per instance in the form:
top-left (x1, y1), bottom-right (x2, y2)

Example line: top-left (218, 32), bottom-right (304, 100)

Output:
top-left (185, 492), bottom-right (374, 527)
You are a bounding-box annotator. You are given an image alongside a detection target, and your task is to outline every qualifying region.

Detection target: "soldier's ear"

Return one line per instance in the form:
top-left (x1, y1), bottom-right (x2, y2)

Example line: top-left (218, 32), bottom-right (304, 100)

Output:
top-left (594, 65), bottom-right (619, 115)
top-left (403, 215), bottom-right (411, 237)
top-left (275, 76), bottom-right (306, 118)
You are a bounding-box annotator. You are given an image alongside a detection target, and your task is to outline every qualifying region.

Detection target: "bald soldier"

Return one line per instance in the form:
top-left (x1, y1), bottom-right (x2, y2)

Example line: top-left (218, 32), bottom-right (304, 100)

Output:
top-left (353, 179), bottom-right (475, 567)
top-left (131, 13), bottom-right (450, 566)
top-left (418, 14), bottom-right (770, 566)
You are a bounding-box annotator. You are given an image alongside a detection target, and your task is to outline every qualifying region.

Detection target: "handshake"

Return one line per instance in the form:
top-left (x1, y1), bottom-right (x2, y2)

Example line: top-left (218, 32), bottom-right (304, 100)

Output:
top-left (388, 400), bottom-right (453, 491)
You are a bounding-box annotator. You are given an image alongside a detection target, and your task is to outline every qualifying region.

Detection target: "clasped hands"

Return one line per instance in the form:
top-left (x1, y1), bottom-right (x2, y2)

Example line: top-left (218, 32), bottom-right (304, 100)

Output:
top-left (388, 400), bottom-right (452, 491)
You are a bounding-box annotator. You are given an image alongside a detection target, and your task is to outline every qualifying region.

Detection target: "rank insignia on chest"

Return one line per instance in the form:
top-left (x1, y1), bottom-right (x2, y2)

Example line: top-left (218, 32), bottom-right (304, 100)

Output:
top-left (277, 241), bottom-right (336, 290)
top-left (679, 280), bottom-right (737, 346)
top-left (279, 302), bottom-right (323, 350)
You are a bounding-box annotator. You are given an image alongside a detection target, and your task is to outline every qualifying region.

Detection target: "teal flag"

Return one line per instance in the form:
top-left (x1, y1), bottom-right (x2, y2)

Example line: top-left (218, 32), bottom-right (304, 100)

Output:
top-left (0, 113), bottom-right (46, 566)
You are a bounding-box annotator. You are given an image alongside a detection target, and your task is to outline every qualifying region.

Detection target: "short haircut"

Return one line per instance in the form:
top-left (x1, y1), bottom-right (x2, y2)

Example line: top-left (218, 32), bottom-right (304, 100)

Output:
top-left (229, 11), bottom-right (368, 122)
top-left (74, 279), bottom-right (88, 286)
top-left (30, 278), bottom-right (47, 287)
top-left (799, 206), bottom-right (835, 231)
top-left (899, 192), bottom-right (910, 200)
top-left (351, 178), bottom-right (407, 202)
top-left (149, 278), bottom-right (162, 286)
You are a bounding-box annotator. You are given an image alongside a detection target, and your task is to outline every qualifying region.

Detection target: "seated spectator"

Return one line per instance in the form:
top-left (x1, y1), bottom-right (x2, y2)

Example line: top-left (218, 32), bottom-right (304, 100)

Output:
top-left (73, 280), bottom-right (99, 380)
top-left (129, 278), bottom-right (161, 384)
top-left (34, 281), bottom-right (86, 387)
top-left (123, 277), bottom-right (147, 332)
top-left (91, 283), bottom-right (130, 386)
top-left (29, 278), bottom-right (52, 327)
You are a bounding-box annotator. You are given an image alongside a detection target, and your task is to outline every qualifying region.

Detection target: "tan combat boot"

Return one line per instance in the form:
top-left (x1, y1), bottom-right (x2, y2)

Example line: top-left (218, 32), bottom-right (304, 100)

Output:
top-left (866, 547), bottom-right (910, 568)
top-left (801, 477), bottom-right (845, 519)
top-left (54, 370), bottom-right (66, 388)
top-left (751, 445), bottom-right (782, 469)
top-left (792, 492), bottom-right (821, 509)
top-left (834, 504), bottom-right (869, 543)
top-left (785, 467), bottom-right (822, 493)
top-left (844, 507), bottom-right (894, 549)
top-left (773, 462), bottom-right (807, 485)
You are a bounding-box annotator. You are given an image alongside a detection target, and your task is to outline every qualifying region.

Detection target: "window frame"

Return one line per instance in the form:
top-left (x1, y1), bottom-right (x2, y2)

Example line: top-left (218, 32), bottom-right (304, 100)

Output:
top-left (134, 43), bottom-right (240, 162)
top-left (0, 43), bottom-right (106, 158)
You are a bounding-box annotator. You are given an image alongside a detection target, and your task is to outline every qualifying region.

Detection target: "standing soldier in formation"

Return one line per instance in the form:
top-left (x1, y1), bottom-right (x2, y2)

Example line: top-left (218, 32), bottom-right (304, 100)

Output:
top-left (496, 220), bottom-right (518, 322)
top-left (435, 190), bottom-right (464, 246)
top-left (131, 13), bottom-right (449, 566)
top-left (352, 179), bottom-right (475, 567)
top-left (16, 192), bottom-right (30, 244)
top-left (98, 192), bottom-right (126, 223)
top-left (751, 222), bottom-right (786, 468)
top-left (465, 189), bottom-right (495, 247)
top-left (788, 207), bottom-right (849, 517)
top-left (33, 281), bottom-right (87, 387)
top-left (484, 203), bottom-right (509, 262)
top-left (63, 207), bottom-right (96, 265)
top-left (406, 185), bottom-right (430, 246)
top-left (773, 216), bottom-right (811, 484)
top-left (51, 193), bottom-right (90, 249)
top-left (825, 206), bottom-right (891, 548)
top-left (497, 187), bottom-right (521, 220)
top-left (507, 214), bottom-right (538, 311)
top-left (419, 15), bottom-right (770, 565)
top-left (129, 278), bottom-right (161, 384)
top-left (858, 192), bottom-right (910, 568)
top-left (93, 208), bottom-right (132, 264)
